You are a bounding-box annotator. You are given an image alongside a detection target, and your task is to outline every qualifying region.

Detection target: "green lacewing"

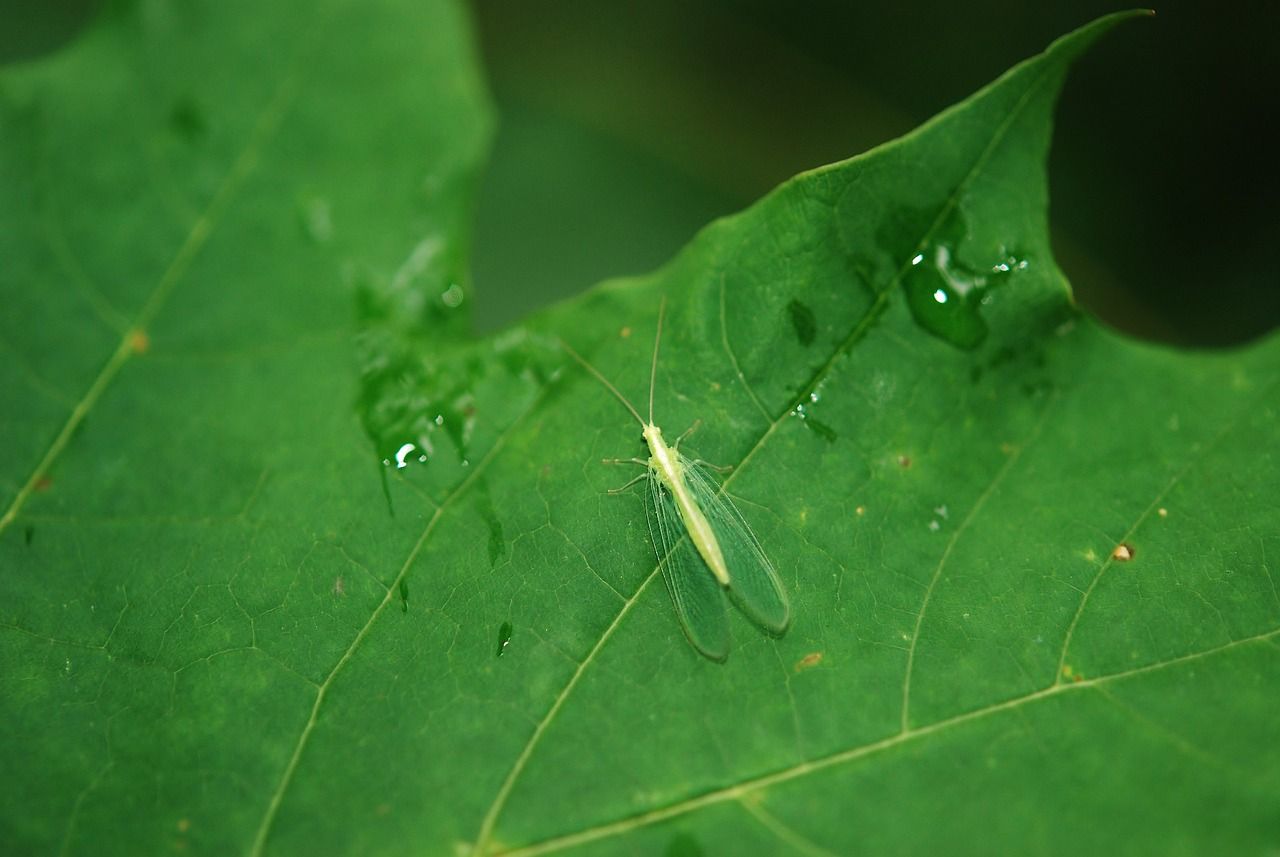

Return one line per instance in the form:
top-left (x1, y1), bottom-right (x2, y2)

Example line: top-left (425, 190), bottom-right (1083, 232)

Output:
top-left (562, 299), bottom-right (790, 661)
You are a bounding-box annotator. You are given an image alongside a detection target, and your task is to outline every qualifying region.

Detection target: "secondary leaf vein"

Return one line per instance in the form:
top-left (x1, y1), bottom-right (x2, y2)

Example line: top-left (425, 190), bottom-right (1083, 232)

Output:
top-left (248, 389), bottom-right (546, 856)
top-left (499, 627), bottom-right (1280, 857)
top-left (901, 392), bottom-right (1059, 730)
top-left (0, 28), bottom-right (313, 540)
top-left (471, 58), bottom-right (1062, 853)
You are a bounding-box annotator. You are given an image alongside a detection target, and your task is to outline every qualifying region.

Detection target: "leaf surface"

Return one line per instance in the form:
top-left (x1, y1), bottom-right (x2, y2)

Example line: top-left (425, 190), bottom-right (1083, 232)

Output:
top-left (2, 6), bottom-right (1278, 856)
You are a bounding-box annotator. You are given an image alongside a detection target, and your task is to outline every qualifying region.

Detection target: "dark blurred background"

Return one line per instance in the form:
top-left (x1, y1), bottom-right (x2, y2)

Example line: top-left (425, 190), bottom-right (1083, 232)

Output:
top-left (6, 0), bottom-right (1277, 345)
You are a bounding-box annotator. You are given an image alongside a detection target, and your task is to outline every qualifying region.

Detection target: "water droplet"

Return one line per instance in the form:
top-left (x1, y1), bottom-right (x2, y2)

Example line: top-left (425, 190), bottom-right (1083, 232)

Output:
top-left (496, 621), bottom-right (513, 657)
top-left (791, 402), bottom-right (837, 442)
top-left (394, 443), bottom-right (416, 469)
top-left (787, 299), bottom-right (817, 346)
top-left (399, 579), bottom-right (409, 612)
top-left (901, 238), bottom-right (1030, 350)
top-left (379, 465), bottom-right (395, 517)
top-left (356, 231), bottom-right (487, 465)
top-left (992, 255), bottom-right (1029, 274)
top-left (475, 480), bottom-right (507, 568)
top-left (441, 283), bottom-right (464, 308)
top-left (902, 244), bottom-right (988, 348)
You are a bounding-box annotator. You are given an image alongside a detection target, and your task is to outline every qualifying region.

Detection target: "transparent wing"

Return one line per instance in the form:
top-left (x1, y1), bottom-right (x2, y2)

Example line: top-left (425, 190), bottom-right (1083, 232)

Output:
top-left (682, 459), bottom-right (791, 634)
top-left (646, 470), bottom-right (730, 662)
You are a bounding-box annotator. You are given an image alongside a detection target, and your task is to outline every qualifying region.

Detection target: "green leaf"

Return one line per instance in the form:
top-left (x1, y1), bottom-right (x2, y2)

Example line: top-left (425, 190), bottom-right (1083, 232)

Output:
top-left (3, 6), bottom-right (1278, 857)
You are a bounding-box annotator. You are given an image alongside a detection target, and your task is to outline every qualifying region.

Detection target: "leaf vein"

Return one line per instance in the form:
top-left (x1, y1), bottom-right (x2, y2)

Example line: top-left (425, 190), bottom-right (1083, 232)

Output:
top-left (472, 57), bottom-right (1064, 853)
top-left (498, 627), bottom-right (1280, 857)
top-left (900, 393), bottom-right (1058, 730)
top-left (248, 388), bottom-right (546, 856)
top-left (1053, 375), bottom-right (1279, 684)
top-left (0, 31), bottom-right (314, 540)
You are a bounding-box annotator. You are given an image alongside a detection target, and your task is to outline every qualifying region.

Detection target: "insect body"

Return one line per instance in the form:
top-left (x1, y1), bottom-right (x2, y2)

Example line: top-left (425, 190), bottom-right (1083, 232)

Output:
top-left (562, 298), bottom-right (790, 661)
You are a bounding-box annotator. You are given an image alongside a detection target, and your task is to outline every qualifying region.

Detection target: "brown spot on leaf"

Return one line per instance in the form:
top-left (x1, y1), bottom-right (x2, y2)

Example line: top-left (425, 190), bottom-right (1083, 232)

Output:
top-left (34, 476), bottom-right (52, 492)
top-left (898, 455), bottom-right (912, 468)
top-left (177, 819), bottom-right (190, 833)
top-left (129, 329), bottom-right (150, 354)
top-left (1111, 543), bottom-right (1134, 562)
top-left (619, 326), bottom-right (631, 338)
top-left (795, 652), bottom-right (824, 672)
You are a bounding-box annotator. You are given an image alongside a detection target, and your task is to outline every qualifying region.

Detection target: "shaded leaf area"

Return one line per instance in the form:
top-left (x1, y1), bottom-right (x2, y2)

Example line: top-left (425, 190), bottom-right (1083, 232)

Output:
top-left (2, 8), bottom-right (1278, 857)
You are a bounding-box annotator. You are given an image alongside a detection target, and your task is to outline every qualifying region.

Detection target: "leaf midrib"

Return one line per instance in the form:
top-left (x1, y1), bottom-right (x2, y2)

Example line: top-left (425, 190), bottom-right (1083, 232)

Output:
top-left (0, 18), bottom-right (319, 538)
